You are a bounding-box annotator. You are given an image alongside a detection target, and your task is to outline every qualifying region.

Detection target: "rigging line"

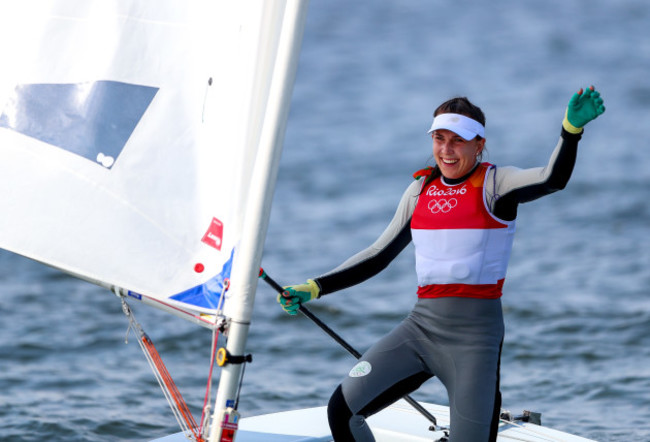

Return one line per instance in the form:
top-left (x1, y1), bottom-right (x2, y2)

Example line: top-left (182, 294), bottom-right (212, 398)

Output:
top-left (121, 299), bottom-right (190, 434)
top-left (199, 327), bottom-right (220, 439)
top-left (120, 297), bottom-right (205, 442)
top-left (140, 336), bottom-right (191, 436)
top-left (122, 299), bottom-right (196, 437)
top-left (233, 357), bottom-right (249, 410)
top-left (119, 299), bottom-right (185, 431)
top-left (200, 277), bottom-right (230, 436)
top-left (215, 278), bottom-right (231, 316)
top-left (142, 335), bottom-right (202, 433)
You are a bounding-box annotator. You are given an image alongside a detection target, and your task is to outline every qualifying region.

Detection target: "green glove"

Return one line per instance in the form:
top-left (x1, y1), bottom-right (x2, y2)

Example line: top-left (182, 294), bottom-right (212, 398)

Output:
top-left (277, 279), bottom-right (320, 315)
top-left (563, 85), bottom-right (606, 134)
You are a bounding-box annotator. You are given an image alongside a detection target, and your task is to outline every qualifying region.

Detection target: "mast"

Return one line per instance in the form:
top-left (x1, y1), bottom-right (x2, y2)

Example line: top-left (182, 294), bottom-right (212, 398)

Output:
top-left (208, 1), bottom-right (309, 441)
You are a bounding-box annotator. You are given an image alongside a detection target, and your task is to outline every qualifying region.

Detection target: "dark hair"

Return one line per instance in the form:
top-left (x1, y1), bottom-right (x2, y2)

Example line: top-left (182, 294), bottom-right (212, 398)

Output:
top-left (433, 96), bottom-right (486, 130)
top-left (419, 97), bottom-right (486, 192)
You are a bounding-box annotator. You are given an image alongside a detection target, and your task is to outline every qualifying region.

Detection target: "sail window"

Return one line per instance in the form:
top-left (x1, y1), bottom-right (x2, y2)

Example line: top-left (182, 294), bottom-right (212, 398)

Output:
top-left (0, 80), bottom-right (158, 169)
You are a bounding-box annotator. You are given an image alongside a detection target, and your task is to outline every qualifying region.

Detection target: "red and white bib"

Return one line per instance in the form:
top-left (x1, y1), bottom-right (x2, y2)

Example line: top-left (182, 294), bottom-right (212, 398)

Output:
top-left (411, 163), bottom-right (515, 299)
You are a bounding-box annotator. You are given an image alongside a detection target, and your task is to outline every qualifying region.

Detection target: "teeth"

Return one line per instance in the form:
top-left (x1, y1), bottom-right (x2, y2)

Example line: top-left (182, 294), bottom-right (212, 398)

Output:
top-left (442, 159), bottom-right (458, 164)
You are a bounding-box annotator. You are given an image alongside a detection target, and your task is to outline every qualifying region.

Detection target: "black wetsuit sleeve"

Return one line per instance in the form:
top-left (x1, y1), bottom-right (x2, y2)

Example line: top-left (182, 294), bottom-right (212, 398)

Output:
top-left (314, 222), bottom-right (412, 295)
top-left (490, 128), bottom-right (583, 221)
top-left (312, 180), bottom-right (420, 296)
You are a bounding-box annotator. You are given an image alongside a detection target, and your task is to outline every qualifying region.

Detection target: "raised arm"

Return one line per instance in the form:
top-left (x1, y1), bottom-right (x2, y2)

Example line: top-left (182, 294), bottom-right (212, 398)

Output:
top-left (486, 86), bottom-right (605, 221)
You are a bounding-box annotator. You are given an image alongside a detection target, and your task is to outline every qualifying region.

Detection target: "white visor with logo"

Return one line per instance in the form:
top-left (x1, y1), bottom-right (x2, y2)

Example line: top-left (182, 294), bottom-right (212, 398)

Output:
top-left (428, 113), bottom-right (485, 141)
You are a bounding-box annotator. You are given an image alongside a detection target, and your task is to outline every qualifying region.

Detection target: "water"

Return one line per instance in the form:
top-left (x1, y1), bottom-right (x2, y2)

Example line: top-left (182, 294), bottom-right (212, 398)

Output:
top-left (1, 1), bottom-right (649, 440)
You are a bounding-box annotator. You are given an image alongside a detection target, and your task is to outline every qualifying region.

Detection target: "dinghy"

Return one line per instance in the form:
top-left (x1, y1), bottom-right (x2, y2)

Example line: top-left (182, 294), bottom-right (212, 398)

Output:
top-left (0, 1), bottom-right (595, 441)
top-left (156, 400), bottom-right (596, 442)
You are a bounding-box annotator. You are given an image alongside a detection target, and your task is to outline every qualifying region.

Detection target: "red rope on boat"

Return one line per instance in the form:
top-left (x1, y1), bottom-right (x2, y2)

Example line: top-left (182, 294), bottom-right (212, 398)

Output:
top-left (141, 334), bottom-right (205, 442)
top-left (199, 329), bottom-right (220, 437)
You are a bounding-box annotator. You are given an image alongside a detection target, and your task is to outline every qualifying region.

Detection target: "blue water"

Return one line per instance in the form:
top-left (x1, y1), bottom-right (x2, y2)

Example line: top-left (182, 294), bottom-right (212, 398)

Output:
top-left (2, 1), bottom-right (650, 441)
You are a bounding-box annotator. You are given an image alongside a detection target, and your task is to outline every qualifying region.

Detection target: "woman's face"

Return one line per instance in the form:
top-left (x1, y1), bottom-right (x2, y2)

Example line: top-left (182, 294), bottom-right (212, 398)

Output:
top-left (432, 129), bottom-right (485, 179)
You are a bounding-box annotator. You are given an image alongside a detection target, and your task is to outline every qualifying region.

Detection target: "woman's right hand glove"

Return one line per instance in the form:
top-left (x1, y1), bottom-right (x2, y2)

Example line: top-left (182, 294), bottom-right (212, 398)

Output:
top-left (563, 85), bottom-right (606, 134)
top-left (277, 279), bottom-right (320, 315)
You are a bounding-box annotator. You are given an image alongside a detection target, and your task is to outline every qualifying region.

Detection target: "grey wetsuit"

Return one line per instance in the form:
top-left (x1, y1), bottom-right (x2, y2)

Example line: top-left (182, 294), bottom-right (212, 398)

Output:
top-left (316, 128), bottom-right (582, 441)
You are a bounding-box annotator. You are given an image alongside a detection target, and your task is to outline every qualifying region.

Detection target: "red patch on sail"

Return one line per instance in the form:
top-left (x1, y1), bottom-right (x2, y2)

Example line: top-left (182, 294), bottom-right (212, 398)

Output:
top-left (201, 218), bottom-right (223, 250)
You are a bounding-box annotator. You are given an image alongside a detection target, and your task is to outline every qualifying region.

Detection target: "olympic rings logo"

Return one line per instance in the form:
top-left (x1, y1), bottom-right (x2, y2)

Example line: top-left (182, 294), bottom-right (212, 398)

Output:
top-left (428, 198), bottom-right (457, 213)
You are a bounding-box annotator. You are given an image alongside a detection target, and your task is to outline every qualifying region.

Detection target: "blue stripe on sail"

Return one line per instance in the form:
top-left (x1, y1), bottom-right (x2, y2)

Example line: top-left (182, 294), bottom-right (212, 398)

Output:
top-left (0, 80), bottom-right (158, 169)
top-left (170, 249), bottom-right (234, 310)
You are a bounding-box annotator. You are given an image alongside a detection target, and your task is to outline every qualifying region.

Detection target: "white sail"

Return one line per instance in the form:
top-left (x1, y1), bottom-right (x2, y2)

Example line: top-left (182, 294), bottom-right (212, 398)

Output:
top-left (0, 0), bottom-right (301, 317)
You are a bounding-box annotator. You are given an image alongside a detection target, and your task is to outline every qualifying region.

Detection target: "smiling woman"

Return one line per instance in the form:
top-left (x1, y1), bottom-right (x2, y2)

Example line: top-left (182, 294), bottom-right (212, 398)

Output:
top-left (429, 97), bottom-right (486, 180)
top-left (277, 87), bottom-right (605, 441)
top-left (431, 127), bottom-right (484, 179)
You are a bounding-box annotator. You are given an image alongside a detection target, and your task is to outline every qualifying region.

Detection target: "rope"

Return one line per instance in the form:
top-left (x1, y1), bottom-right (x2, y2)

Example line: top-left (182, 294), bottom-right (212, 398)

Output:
top-left (121, 298), bottom-right (205, 442)
top-left (199, 328), bottom-right (220, 440)
top-left (117, 275), bottom-right (231, 441)
top-left (141, 334), bottom-right (203, 441)
top-left (198, 277), bottom-right (231, 439)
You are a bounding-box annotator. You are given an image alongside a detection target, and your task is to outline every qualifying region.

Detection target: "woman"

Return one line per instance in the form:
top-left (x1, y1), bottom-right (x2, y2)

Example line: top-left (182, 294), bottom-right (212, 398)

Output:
top-left (278, 86), bottom-right (605, 441)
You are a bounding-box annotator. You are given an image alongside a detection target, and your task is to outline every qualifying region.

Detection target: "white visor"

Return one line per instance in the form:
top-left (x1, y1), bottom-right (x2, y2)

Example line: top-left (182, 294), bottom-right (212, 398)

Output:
top-left (428, 113), bottom-right (485, 140)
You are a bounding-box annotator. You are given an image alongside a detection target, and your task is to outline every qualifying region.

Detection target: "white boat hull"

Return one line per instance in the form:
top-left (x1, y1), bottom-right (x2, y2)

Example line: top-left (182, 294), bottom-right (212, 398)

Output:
top-left (152, 399), bottom-right (595, 441)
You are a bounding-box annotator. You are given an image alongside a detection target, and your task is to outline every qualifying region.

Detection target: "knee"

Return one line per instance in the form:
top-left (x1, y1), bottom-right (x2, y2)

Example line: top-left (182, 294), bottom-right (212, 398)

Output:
top-left (328, 385), bottom-right (352, 437)
top-left (328, 385), bottom-right (375, 442)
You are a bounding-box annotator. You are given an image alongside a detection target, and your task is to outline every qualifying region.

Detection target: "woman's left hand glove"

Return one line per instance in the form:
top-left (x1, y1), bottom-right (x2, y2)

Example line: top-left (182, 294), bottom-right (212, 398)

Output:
top-left (563, 85), bottom-right (606, 133)
top-left (277, 279), bottom-right (320, 315)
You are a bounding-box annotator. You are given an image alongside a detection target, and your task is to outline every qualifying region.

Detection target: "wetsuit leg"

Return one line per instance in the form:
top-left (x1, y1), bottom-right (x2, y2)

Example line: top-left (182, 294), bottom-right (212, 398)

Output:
top-left (435, 339), bottom-right (503, 442)
top-left (409, 298), bottom-right (505, 442)
top-left (327, 320), bottom-right (432, 441)
top-left (328, 297), bottom-right (504, 441)
top-left (488, 342), bottom-right (503, 442)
